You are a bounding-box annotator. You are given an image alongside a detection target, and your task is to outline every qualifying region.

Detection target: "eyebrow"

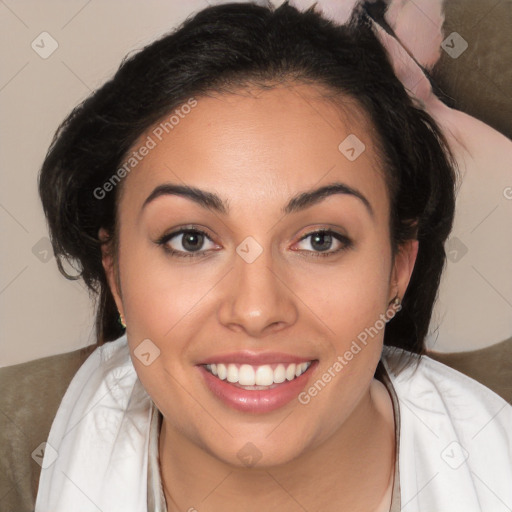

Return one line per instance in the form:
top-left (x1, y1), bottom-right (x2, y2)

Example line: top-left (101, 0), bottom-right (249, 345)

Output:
top-left (141, 181), bottom-right (374, 218)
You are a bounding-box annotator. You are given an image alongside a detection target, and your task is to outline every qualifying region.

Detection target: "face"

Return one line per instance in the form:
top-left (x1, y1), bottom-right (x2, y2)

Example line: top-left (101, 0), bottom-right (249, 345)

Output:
top-left (101, 82), bottom-right (417, 468)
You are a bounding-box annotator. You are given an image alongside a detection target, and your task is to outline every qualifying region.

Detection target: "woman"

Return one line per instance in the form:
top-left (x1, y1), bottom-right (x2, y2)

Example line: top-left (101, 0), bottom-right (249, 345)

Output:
top-left (34, 2), bottom-right (512, 511)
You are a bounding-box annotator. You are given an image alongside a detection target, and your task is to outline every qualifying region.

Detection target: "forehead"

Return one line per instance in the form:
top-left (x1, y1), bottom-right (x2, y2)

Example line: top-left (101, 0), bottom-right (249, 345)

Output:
top-left (117, 82), bottom-right (388, 218)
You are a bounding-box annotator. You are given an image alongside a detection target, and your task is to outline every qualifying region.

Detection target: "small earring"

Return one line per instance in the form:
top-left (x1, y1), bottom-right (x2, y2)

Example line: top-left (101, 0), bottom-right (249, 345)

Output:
top-left (389, 295), bottom-right (402, 311)
top-left (118, 312), bottom-right (126, 329)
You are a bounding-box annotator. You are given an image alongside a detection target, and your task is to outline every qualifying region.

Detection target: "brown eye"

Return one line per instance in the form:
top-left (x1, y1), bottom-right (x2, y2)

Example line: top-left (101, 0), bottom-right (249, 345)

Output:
top-left (295, 230), bottom-right (353, 257)
top-left (179, 231), bottom-right (205, 252)
top-left (157, 228), bottom-right (217, 258)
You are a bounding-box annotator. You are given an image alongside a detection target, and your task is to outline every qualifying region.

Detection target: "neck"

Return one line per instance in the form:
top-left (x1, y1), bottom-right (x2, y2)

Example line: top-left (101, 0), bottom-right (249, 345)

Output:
top-left (159, 378), bottom-right (395, 512)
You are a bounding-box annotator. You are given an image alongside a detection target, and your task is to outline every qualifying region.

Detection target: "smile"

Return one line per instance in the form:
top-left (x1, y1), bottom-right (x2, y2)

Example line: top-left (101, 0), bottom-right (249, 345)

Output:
top-left (204, 362), bottom-right (312, 389)
top-left (198, 359), bottom-right (318, 413)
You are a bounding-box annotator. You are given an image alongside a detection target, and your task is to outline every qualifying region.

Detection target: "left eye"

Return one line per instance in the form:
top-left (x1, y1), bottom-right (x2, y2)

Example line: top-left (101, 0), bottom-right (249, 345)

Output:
top-left (294, 230), bottom-right (352, 255)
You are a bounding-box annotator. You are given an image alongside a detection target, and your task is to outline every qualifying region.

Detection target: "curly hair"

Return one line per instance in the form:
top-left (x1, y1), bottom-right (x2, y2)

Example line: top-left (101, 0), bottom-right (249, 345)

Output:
top-left (38, 1), bottom-right (457, 356)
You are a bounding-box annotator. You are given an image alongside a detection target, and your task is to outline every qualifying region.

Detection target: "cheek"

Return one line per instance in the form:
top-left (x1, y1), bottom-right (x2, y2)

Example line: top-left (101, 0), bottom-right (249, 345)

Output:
top-left (293, 237), bottom-right (392, 412)
top-left (296, 242), bottom-right (392, 340)
top-left (293, 243), bottom-right (392, 430)
top-left (119, 238), bottom-right (213, 339)
top-left (116, 241), bottom-right (208, 419)
top-left (113, 236), bottom-right (205, 388)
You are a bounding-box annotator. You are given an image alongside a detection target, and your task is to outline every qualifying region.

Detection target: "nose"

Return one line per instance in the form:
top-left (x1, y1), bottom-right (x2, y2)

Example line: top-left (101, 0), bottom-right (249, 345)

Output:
top-left (217, 244), bottom-right (298, 337)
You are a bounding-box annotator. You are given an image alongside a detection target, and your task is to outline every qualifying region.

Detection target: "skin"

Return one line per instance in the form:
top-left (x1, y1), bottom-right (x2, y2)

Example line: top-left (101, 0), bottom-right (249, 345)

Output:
top-left (100, 82), bottom-right (418, 511)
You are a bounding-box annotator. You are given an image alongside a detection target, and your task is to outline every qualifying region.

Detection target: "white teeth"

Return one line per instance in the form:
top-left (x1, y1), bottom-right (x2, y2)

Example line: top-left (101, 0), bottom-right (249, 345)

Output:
top-left (273, 364), bottom-right (286, 384)
top-left (285, 364), bottom-right (296, 381)
top-left (296, 362), bottom-right (308, 377)
top-left (216, 363), bottom-right (227, 380)
top-left (255, 365), bottom-right (274, 386)
top-left (206, 361), bottom-right (312, 386)
top-left (238, 364), bottom-right (255, 386)
top-left (227, 364), bottom-right (238, 383)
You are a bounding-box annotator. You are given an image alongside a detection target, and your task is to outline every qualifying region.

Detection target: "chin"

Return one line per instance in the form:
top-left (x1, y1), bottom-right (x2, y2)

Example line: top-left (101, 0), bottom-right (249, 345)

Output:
top-left (200, 421), bottom-right (315, 470)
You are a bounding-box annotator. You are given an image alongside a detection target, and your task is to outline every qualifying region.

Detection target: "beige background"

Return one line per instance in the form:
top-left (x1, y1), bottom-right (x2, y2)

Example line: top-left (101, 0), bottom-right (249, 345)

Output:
top-left (1, 0), bottom-right (511, 367)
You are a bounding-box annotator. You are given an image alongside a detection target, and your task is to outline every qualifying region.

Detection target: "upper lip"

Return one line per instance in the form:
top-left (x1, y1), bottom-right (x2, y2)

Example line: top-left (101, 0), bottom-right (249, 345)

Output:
top-left (197, 351), bottom-right (316, 366)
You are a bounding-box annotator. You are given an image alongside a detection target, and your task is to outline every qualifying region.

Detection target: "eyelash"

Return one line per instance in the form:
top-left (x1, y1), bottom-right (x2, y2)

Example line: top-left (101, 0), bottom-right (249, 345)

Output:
top-left (156, 228), bottom-right (215, 259)
top-left (155, 227), bottom-right (353, 259)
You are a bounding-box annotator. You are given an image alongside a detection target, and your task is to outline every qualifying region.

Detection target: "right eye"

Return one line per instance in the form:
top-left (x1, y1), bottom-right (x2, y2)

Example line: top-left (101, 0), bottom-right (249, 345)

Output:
top-left (156, 228), bottom-right (218, 258)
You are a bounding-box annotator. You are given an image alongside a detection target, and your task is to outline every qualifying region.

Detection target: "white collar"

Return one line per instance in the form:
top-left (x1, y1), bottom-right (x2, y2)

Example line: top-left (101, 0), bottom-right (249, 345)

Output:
top-left (35, 335), bottom-right (153, 511)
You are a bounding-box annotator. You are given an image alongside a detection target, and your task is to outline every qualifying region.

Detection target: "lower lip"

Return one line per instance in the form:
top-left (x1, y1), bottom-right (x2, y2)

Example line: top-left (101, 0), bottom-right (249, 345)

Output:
top-left (197, 362), bottom-right (318, 413)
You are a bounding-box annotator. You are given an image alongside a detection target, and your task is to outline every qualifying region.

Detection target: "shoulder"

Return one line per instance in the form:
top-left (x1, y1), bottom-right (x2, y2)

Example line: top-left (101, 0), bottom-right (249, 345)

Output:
top-left (0, 339), bottom-right (126, 512)
top-left (382, 346), bottom-right (512, 511)
top-left (382, 346), bottom-right (512, 437)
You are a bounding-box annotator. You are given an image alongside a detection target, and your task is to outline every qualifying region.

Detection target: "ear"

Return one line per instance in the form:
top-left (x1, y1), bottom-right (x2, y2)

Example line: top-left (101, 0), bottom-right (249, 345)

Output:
top-left (98, 227), bottom-right (124, 319)
top-left (388, 238), bottom-right (419, 304)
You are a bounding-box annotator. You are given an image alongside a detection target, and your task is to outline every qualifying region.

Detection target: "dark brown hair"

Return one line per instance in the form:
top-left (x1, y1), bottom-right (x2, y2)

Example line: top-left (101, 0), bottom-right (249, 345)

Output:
top-left (38, 1), bottom-right (457, 357)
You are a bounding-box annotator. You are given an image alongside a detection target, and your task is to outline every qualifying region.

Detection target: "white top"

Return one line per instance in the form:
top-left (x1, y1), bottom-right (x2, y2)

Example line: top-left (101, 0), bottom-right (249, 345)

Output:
top-left (35, 334), bottom-right (512, 512)
top-left (381, 347), bottom-right (512, 512)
